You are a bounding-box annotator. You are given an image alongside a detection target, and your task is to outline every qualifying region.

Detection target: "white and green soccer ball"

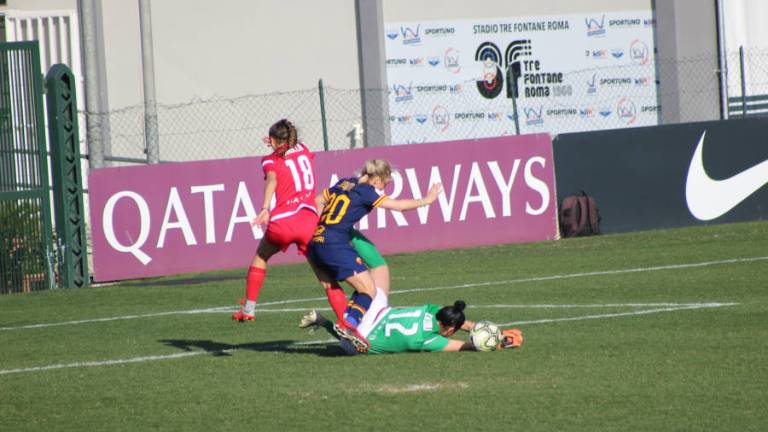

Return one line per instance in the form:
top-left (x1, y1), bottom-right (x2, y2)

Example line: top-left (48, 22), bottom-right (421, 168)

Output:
top-left (470, 320), bottom-right (502, 352)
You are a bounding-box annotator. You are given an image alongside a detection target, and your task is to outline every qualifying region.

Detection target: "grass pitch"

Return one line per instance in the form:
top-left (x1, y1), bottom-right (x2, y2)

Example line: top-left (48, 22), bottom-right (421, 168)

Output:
top-left (1, 221), bottom-right (767, 431)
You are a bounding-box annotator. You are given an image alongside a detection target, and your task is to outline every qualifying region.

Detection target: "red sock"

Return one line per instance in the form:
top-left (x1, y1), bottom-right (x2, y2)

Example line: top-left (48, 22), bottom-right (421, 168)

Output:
top-left (325, 284), bottom-right (347, 320)
top-left (245, 266), bottom-right (266, 302)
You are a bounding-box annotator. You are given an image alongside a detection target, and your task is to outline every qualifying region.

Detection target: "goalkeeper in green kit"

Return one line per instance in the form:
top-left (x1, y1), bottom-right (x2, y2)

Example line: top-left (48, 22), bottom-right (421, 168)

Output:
top-left (300, 273), bottom-right (523, 354)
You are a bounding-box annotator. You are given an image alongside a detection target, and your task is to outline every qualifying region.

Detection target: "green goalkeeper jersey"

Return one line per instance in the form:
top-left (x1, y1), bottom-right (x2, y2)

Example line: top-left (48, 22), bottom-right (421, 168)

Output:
top-left (366, 304), bottom-right (450, 354)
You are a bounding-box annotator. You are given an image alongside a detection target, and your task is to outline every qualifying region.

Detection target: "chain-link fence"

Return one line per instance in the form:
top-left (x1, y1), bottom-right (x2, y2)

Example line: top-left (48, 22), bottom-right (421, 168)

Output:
top-left (87, 49), bottom-right (768, 165)
top-left (724, 47), bottom-right (768, 117)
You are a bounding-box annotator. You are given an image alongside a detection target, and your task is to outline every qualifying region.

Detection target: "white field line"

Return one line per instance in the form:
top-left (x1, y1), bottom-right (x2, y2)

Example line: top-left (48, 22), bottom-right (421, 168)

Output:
top-left (392, 256), bottom-right (768, 296)
top-left (476, 302), bottom-right (739, 308)
top-left (499, 302), bottom-right (738, 326)
top-left (0, 303), bottom-right (737, 376)
top-left (0, 351), bottom-right (209, 376)
top-left (1, 255), bottom-right (763, 333)
top-left (0, 307), bottom-right (235, 331)
top-left (0, 342), bottom-right (335, 377)
top-left (0, 336), bottom-right (341, 376)
top-left (238, 302), bottom-right (739, 313)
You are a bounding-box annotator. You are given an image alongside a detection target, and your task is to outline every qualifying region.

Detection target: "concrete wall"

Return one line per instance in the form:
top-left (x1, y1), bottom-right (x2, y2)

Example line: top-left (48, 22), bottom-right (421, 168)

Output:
top-left (97, 0), bottom-right (361, 108)
top-left (655, 0), bottom-right (721, 123)
top-left (3, 0), bottom-right (360, 109)
top-left (118, 0), bottom-right (361, 106)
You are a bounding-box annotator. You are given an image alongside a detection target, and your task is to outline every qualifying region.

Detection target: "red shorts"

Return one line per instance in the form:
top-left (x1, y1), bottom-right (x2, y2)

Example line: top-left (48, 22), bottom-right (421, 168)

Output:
top-left (265, 209), bottom-right (319, 255)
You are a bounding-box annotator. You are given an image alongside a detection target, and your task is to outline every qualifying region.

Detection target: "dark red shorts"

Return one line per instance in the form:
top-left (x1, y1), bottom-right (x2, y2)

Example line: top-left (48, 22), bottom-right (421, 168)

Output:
top-left (265, 209), bottom-right (319, 255)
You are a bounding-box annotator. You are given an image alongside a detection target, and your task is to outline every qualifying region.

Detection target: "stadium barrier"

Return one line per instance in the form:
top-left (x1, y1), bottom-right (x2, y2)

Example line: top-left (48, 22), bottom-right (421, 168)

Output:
top-left (89, 135), bottom-right (558, 282)
top-left (0, 41), bottom-right (56, 294)
top-left (553, 116), bottom-right (768, 233)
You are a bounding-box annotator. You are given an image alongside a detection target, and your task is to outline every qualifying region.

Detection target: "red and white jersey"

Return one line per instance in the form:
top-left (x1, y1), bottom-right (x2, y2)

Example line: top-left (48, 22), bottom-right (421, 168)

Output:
top-left (261, 143), bottom-right (318, 222)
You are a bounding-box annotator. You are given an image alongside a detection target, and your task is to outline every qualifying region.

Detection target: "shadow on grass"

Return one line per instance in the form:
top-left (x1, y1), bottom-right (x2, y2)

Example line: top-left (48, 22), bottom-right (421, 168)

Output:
top-left (125, 273), bottom-right (242, 288)
top-left (160, 338), bottom-right (346, 357)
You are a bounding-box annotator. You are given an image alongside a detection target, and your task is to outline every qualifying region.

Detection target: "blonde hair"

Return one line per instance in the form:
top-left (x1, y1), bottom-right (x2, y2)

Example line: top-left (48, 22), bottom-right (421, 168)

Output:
top-left (361, 159), bottom-right (392, 181)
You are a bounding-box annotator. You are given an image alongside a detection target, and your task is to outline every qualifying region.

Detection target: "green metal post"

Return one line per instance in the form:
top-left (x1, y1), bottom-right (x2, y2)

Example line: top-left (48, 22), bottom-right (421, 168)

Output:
top-left (45, 64), bottom-right (89, 288)
top-left (318, 79), bottom-right (329, 151)
top-left (28, 42), bottom-right (56, 290)
top-left (0, 51), bottom-right (16, 188)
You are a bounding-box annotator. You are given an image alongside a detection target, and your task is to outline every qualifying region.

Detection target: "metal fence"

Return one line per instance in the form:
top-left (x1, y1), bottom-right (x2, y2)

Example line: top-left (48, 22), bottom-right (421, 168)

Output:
top-left (726, 47), bottom-right (768, 117)
top-left (0, 41), bottom-right (55, 294)
top-left (88, 49), bottom-right (768, 165)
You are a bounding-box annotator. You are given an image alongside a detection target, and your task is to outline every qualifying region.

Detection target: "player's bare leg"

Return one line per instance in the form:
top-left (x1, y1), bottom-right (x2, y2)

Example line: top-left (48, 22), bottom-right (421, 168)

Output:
top-left (346, 271), bottom-right (376, 298)
top-left (369, 265), bottom-right (390, 296)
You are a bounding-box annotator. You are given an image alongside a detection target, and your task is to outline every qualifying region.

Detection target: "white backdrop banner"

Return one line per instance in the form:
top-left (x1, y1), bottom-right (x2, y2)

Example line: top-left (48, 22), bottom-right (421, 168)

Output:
top-left (722, 0), bottom-right (768, 98)
top-left (384, 10), bottom-right (659, 144)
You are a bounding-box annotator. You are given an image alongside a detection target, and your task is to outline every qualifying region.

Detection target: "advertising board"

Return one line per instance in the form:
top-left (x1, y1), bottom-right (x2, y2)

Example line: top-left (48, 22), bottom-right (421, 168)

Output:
top-left (90, 135), bottom-right (558, 281)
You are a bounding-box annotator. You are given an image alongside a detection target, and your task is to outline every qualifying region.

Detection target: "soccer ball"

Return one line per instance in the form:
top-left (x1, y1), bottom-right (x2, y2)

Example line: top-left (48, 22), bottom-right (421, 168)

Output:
top-left (470, 321), bottom-right (502, 352)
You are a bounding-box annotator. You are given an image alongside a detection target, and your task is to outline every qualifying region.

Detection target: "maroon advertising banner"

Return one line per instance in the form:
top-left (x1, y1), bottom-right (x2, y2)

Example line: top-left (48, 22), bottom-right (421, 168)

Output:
top-left (89, 135), bottom-right (558, 281)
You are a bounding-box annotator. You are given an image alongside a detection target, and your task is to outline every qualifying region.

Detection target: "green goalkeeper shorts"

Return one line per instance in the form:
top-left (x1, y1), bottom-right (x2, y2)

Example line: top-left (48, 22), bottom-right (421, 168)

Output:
top-left (350, 229), bottom-right (387, 269)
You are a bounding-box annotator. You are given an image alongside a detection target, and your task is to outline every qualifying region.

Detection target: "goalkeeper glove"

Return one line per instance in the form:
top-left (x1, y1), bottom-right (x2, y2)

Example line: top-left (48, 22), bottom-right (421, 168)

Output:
top-left (499, 328), bottom-right (523, 349)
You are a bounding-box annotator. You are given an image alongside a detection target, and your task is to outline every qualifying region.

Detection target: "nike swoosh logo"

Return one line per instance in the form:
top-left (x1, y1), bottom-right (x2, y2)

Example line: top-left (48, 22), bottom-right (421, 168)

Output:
top-left (685, 131), bottom-right (768, 221)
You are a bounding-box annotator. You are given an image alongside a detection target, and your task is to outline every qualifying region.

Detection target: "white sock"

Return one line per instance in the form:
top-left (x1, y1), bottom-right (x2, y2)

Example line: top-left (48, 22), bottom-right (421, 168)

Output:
top-left (243, 300), bottom-right (256, 314)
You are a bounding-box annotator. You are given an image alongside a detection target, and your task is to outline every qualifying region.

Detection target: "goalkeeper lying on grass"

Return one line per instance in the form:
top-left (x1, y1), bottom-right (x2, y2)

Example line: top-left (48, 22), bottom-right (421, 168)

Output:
top-left (299, 288), bottom-right (523, 355)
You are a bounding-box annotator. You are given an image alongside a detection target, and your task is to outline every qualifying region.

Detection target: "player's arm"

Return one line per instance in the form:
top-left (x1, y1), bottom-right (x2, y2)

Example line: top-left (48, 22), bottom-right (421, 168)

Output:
top-left (439, 320), bottom-right (480, 352)
top-left (442, 329), bottom-right (523, 352)
top-left (254, 171), bottom-right (277, 226)
top-left (378, 183), bottom-right (443, 212)
top-left (441, 339), bottom-right (477, 352)
top-left (315, 188), bottom-right (331, 213)
top-left (460, 319), bottom-right (476, 332)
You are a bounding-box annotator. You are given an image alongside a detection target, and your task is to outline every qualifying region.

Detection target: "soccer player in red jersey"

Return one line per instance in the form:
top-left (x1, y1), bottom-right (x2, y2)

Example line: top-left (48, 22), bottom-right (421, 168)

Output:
top-left (232, 119), bottom-right (321, 321)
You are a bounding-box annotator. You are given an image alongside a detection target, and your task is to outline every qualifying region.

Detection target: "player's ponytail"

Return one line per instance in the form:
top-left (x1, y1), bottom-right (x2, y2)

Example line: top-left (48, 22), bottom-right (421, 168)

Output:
top-left (268, 119), bottom-right (299, 156)
top-left (360, 159), bottom-right (392, 182)
top-left (436, 300), bottom-right (467, 332)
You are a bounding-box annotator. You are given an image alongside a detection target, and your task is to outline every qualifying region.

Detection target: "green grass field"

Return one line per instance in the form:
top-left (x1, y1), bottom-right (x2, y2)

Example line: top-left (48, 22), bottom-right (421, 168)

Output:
top-left (1, 221), bottom-right (767, 431)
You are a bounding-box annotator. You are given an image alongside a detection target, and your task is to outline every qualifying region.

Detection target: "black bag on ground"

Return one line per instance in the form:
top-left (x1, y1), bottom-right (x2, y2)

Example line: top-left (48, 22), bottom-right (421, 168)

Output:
top-left (559, 191), bottom-right (601, 238)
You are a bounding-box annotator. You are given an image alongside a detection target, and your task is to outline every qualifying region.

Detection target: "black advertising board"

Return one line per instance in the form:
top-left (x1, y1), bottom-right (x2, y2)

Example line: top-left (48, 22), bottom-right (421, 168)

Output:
top-left (553, 117), bottom-right (768, 233)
